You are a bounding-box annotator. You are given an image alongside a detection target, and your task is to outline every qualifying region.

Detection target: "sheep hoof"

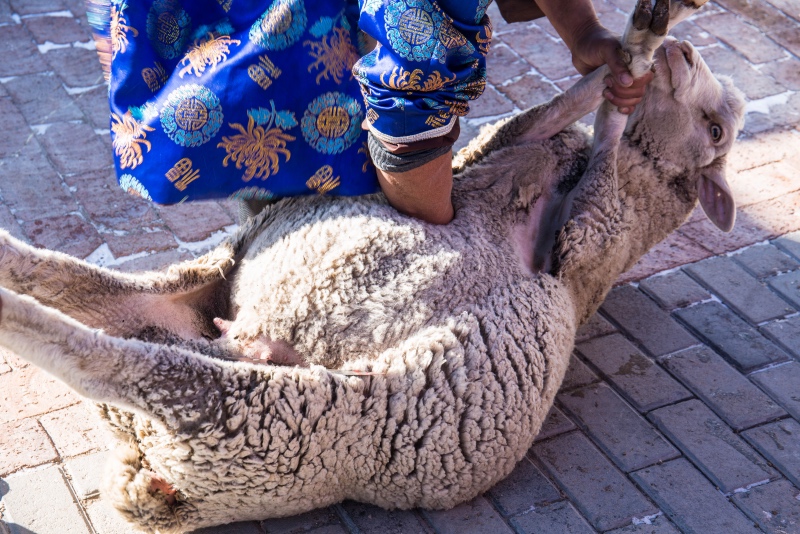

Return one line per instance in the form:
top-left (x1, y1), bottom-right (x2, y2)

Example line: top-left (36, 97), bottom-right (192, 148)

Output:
top-left (632, 0), bottom-right (653, 30)
top-left (651, 0), bottom-right (670, 35)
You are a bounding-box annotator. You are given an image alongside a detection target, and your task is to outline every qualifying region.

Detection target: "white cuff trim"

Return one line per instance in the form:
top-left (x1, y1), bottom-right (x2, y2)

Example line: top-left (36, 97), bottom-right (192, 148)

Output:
top-left (367, 116), bottom-right (457, 144)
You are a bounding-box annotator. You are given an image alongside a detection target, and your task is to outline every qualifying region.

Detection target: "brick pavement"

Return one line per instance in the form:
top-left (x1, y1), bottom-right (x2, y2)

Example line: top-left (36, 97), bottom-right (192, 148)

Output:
top-left (1, 0), bottom-right (799, 532)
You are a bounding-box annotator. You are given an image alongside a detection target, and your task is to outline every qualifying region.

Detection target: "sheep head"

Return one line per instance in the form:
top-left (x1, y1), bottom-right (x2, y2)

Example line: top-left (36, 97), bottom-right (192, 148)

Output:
top-left (624, 37), bottom-right (746, 232)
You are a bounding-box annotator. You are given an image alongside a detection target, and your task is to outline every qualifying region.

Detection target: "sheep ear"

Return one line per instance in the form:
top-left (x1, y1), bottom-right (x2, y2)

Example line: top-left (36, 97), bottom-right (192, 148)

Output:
top-left (697, 166), bottom-right (735, 232)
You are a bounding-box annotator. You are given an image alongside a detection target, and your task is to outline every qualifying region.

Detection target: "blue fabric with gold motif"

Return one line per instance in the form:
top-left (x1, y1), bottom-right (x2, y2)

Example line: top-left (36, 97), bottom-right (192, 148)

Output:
top-left (354, 0), bottom-right (492, 145)
top-left (91, 0), bottom-right (379, 204)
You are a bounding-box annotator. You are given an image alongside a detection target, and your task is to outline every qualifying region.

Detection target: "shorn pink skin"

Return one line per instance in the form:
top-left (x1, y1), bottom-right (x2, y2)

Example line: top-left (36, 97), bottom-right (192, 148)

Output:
top-left (213, 317), bottom-right (307, 367)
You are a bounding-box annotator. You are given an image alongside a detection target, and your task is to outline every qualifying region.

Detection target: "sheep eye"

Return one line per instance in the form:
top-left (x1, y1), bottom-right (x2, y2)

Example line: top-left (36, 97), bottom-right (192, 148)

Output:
top-left (710, 123), bottom-right (723, 142)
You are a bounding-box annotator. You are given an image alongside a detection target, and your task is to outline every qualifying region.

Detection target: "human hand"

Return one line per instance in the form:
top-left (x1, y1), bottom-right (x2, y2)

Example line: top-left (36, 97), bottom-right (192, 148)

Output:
top-left (570, 21), bottom-right (654, 114)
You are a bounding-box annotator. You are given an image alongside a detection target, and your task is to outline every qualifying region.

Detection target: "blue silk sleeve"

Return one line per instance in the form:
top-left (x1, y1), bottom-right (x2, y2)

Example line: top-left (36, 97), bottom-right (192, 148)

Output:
top-left (354, 0), bottom-right (493, 144)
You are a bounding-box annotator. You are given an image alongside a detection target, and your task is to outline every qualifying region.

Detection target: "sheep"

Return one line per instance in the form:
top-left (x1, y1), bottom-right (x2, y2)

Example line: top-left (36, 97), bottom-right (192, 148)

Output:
top-left (0, 0), bottom-right (744, 531)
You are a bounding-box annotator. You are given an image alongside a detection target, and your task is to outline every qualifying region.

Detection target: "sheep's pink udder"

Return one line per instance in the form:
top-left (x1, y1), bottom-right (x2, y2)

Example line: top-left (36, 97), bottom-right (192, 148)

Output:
top-left (213, 318), bottom-right (307, 367)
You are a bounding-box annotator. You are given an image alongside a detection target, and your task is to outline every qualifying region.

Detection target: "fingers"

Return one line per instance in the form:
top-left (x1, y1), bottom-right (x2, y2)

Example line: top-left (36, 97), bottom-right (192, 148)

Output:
top-left (603, 71), bottom-right (654, 113)
top-left (603, 41), bottom-right (634, 87)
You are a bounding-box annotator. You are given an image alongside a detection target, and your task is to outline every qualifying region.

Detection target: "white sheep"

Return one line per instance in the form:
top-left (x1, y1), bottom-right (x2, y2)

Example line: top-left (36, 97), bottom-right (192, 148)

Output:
top-left (0, 0), bottom-right (744, 531)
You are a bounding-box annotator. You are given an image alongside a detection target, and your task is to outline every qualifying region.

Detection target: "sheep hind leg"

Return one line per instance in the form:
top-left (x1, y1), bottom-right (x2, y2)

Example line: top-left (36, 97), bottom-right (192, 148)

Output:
top-left (0, 229), bottom-right (235, 339)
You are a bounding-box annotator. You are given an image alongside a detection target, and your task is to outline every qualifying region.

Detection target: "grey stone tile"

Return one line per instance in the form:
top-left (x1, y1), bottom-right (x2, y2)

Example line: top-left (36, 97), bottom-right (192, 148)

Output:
top-left (560, 354), bottom-right (598, 391)
top-left (509, 501), bottom-right (595, 534)
top-left (760, 315), bottom-right (800, 360)
top-left (533, 405), bottom-right (575, 442)
top-left (775, 231), bottom-right (800, 261)
top-left (743, 419), bottom-right (800, 488)
top-left (423, 496), bottom-right (514, 534)
top-left (750, 361), bottom-right (800, 421)
top-left (767, 270), bottom-right (800, 310)
top-left (487, 457), bottom-right (561, 516)
top-left (64, 450), bottom-right (109, 499)
top-left (262, 507), bottom-right (341, 534)
top-left (600, 285), bottom-right (698, 357)
top-left (83, 498), bottom-right (138, 534)
top-left (732, 479), bottom-right (800, 534)
top-left (605, 514), bottom-right (681, 534)
top-left (675, 301), bottom-right (791, 372)
top-left (685, 256), bottom-right (795, 323)
top-left (3, 72), bottom-right (85, 125)
top-left (732, 244), bottom-right (800, 279)
top-left (559, 383), bottom-right (679, 473)
top-left (661, 346), bottom-right (786, 430)
top-left (575, 313), bottom-right (616, 343)
top-left (576, 334), bottom-right (692, 413)
top-left (2, 466), bottom-right (90, 534)
top-left (648, 400), bottom-right (777, 493)
top-left (532, 431), bottom-right (657, 531)
top-left (631, 458), bottom-right (759, 534)
top-left (340, 502), bottom-right (432, 534)
top-left (639, 270), bottom-right (712, 310)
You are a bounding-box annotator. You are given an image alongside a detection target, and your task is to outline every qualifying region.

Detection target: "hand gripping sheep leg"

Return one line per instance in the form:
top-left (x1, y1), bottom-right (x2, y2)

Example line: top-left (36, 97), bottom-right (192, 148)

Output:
top-left (0, 0), bottom-right (744, 531)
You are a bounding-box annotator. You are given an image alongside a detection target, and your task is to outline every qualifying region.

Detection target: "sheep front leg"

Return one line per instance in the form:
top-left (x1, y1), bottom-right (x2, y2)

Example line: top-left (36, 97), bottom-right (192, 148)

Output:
top-left (0, 230), bottom-right (234, 338)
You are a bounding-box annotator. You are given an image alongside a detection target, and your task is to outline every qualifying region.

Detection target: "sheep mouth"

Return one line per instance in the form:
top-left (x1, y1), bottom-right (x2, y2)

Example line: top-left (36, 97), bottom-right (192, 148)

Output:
top-left (658, 39), bottom-right (696, 90)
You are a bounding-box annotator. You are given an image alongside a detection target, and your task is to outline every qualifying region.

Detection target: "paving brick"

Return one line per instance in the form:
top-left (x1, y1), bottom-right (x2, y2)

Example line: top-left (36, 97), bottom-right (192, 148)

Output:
top-left (775, 231), bottom-right (800, 261)
top-left (43, 46), bottom-right (105, 88)
top-left (631, 458), bottom-right (759, 534)
top-left (113, 248), bottom-right (194, 272)
top-left (745, 93), bottom-right (800, 134)
top-left (669, 20), bottom-right (720, 47)
top-left (9, 0), bottom-right (68, 15)
top-left (2, 465), bottom-right (89, 534)
top-left (509, 500), bottom-right (594, 534)
top-left (600, 285), bottom-right (697, 357)
top-left (36, 121), bottom-right (112, 175)
top-left (731, 479), bottom-right (800, 534)
top-left (3, 73), bottom-right (84, 125)
top-left (485, 42), bottom-right (532, 87)
top-left (0, 25), bottom-right (44, 77)
top-left (71, 84), bottom-right (110, 130)
top-left (468, 84), bottom-right (515, 118)
top-left (0, 354), bottom-right (80, 424)
top-left (0, 204), bottom-right (26, 243)
top-left (502, 26), bottom-right (574, 81)
top-left (560, 383), bottom-right (679, 473)
top-left (423, 496), bottom-right (514, 534)
top-left (617, 232), bottom-right (714, 285)
top-left (733, 244), bottom-right (799, 280)
top-left (605, 514), bottom-right (681, 534)
top-left (533, 405), bottom-right (576, 442)
top-left (532, 431), bottom-right (657, 531)
top-left (22, 213), bottom-right (103, 259)
top-left (576, 334), bottom-right (692, 413)
top-left (575, 313), bottom-right (616, 343)
top-left (742, 419), bottom-right (800, 488)
top-left (487, 457), bottom-right (561, 516)
top-left (38, 403), bottom-right (112, 458)
top-left (767, 270), bottom-right (800, 310)
top-left (103, 228), bottom-right (179, 259)
top-left (0, 418), bottom-right (58, 476)
top-left (191, 520), bottom-right (264, 533)
top-left (750, 361), bottom-right (800, 421)
top-left (23, 15), bottom-right (93, 44)
top-left (495, 73), bottom-right (559, 111)
top-left (340, 502), bottom-right (431, 534)
top-left (0, 145), bottom-right (77, 221)
top-left (760, 316), bottom-right (800, 360)
top-left (762, 59), bottom-right (800, 91)
top-left (675, 302), bottom-right (791, 372)
top-left (661, 346), bottom-right (786, 430)
top-left (700, 44), bottom-right (786, 101)
top-left (83, 497), bottom-right (148, 534)
top-left (740, 190), bottom-right (800, 238)
top-left (695, 13), bottom-right (787, 64)
top-left (729, 160), bottom-right (800, 209)
top-left (677, 215), bottom-right (772, 257)
top-left (64, 450), bottom-right (108, 499)
top-left (639, 270), bottom-right (712, 310)
top-left (261, 507), bottom-right (342, 534)
top-left (649, 399), bottom-right (777, 493)
top-left (67, 170), bottom-right (158, 232)
top-left (0, 97), bottom-right (34, 159)
top-left (157, 201), bottom-right (234, 243)
top-left (560, 354), bottom-right (597, 391)
top-left (685, 256), bottom-right (794, 324)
